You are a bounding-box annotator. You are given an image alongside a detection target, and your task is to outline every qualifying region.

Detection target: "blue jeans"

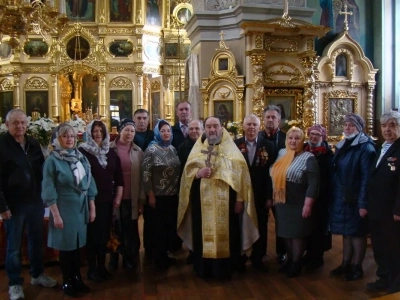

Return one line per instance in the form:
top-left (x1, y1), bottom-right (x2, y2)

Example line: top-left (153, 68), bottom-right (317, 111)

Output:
top-left (4, 202), bottom-right (45, 286)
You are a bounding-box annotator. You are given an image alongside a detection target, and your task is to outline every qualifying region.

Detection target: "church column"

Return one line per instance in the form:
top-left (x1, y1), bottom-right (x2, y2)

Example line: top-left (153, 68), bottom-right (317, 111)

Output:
top-left (366, 83), bottom-right (376, 136)
top-left (249, 51), bottom-right (266, 120)
top-left (143, 74), bottom-right (149, 110)
top-left (13, 74), bottom-right (21, 109)
top-left (50, 73), bottom-right (59, 121)
top-left (136, 74), bottom-right (143, 109)
top-left (301, 52), bottom-right (318, 130)
top-left (99, 74), bottom-right (107, 125)
top-left (136, 0), bottom-right (143, 24)
top-left (164, 76), bottom-right (173, 123)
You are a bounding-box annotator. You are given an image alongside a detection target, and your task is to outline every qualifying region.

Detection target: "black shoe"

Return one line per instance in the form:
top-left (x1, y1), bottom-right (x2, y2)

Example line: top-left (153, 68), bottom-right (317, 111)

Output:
top-left (87, 271), bottom-right (104, 282)
top-left (72, 276), bottom-right (91, 293)
top-left (98, 267), bottom-right (112, 279)
top-left (62, 279), bottom-right (78, 298)
top-left (344, 264), bottom-right (363, 281)
top-left (278, 260), bottom-right (292, 273)
top-left (277, 253), bottom-right (286, 265)
top-left (367, 278), bottom-right (388, 291)
top-left (287, 262), bottom-right (302, 278)
top-left (252, 262), bottom-right (269, 272)
top-left (306, 259), bottom-right (324, 270)
top-left (330, 261), bottom-right (351, 276)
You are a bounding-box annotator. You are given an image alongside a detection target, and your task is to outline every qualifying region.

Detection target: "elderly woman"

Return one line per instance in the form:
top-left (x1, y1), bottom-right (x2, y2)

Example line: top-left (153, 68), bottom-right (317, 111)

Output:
top-left (79, 120), bottom-right (124, 281)
top-left (42, 123), bottom-right (97, 297)
top-left (302, 125), bottom-right (333, 269)
top-left (142, 119), bottom-right (181, 269)
top-left (270, 127), bottom-right (320, 278)
top-left (330, 113), bottom-right (375, 281)
top-left (109, 118), bottom-right (145, 270)
top-left (367, 111), bottom-right (400, 294)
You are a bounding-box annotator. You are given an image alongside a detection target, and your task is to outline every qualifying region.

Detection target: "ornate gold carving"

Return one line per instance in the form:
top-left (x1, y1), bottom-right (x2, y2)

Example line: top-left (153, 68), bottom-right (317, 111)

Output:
top-left (251, 64), bottom-right (265, 119)
top-left (255, 35), bottom-right (263, 49)
top-left (307, 38), bottom-right (314, 51)
top-left (264, 37), bottom-right (298, 52)
top-left (151, 80), bottom-right (161, 92)
top-left (300, 54), bottom-right (318, 130)
top-left (109, 77), bottom-right (133, 89)
top-left (24, 77), bottom-right (49, 89)
top-left (366, 83), bottom-right (376, 137)
top-left (249, 54), bottom-right (266, 66)
top-left (324, 89), bottom-right (358, 140)
top-left (0, 78), bottom-right (13, 91)
top-left (264, 62), bottom-right (304, 85)
top-left (22, 66), bottom-right (51, 73)
top-left (279, 13), bottom-right (295, 28)
top-left (99, 9), bottom-right (106, 23)
top-left (107, 65), bottom-right (136, 72)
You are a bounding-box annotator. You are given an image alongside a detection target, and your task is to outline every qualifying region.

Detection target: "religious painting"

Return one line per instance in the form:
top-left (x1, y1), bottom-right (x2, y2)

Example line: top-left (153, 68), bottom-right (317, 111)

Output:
top-left (23, 39), bottom-right (49, 57)
top-left (324, 90), bottom-right (358, 137)
top-left (0, 42), bottom-right (12, 60)
top-left (174, 3), bottom-right (193, 25)
top-left (218, 58), bottom-right (229, 71)
top-left (214, 101), bottom-right (233, 125)
top-left (66, 36), bottom-right (90, 60)
top-left (146, 0), bottom-right (162, 26)
top-left (151, 92), bottom-right (161, 128)
top-left (144, 41), bottom-right (160, 61)
top-left (66, 0), bottom-right (96, 22)
top-left (25, 91), bottom-right (49, 118)
top-left (110, 0), bottom-right (132, 22)
top-left (110, 90), bottom-right (132, 124)
top-left (165, 43), bottom-right (178, 59)
top-left (335, 54), bottom-right (348, 77)
top-left (264, 88), bottom-right (303, 130)
top-left (109, 40), bottom-right (134, 57)
top-left (81, 74), bottom-right (99, 115)
top-left (0, 91), bottom-right (13, 120)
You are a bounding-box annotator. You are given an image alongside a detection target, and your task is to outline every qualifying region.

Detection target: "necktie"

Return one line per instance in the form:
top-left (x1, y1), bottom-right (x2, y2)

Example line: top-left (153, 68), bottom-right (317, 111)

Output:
top-left (181, 124), bottom-right (188, 138)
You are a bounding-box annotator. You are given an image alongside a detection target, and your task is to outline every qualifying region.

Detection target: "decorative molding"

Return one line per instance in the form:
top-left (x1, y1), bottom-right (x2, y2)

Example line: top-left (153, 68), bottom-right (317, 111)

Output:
top-left (24, 77), bottom-right (48, 90)
top-left (0, 78), bottom-right (13, 91)
top-left (264, 37), bottom-right (298, 52)
top-left (151, 80), bottom-right (161, 92)
top-left (109, 76), bottom-right (133, 89)
top-left (264, 62), bottom-right (304, 85)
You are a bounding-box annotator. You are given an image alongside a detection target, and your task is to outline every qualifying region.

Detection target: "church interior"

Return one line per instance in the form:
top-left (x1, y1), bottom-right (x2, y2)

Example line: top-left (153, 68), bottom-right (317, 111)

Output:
top-left (0, 0), bottom-right (399, 299)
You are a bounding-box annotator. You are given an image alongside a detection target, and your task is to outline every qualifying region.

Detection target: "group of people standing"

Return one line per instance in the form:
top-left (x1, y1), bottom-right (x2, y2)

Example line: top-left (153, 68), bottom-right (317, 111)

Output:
top-left (0, 101), bottom-right (399, 299)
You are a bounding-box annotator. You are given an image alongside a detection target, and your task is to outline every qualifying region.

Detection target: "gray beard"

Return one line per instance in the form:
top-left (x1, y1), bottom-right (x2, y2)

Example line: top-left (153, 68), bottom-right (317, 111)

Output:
top-left (208, 135), bottom-right (221, 145)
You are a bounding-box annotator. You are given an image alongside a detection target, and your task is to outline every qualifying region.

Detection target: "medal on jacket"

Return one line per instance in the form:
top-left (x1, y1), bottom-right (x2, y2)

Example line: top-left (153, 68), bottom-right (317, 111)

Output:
top-left (388, 163), bottom-right (396, 171)
top-left (387, 157), bottom-right (397, 171)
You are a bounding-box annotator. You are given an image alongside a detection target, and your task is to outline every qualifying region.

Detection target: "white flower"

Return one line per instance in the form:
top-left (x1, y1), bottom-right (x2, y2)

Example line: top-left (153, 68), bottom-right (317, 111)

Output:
top-left (227, 122), bottom-right (233, 129)
top-left (0, 123), bottom-right (7, 134)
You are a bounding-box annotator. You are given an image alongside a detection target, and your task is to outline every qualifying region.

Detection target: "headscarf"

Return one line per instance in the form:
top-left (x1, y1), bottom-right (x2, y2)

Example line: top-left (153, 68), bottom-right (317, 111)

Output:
top-left (51, 123), bottom-right (88, 187)
top-left (118, 118), bottom-right (136, 133)
top-left (270, 127), bottom-right (305, 204)
top-left (307, 124), bottom-right (327, 141)
top-left (79, 120), bottom-right (110, 168)
top-left (344, 113), bottom-right (365, 132)
top-left (149, 119), bottom-right (173, 147)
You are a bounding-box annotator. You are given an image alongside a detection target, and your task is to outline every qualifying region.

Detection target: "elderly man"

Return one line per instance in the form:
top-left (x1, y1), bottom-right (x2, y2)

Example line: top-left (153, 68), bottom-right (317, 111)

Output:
top-left (133, 108), bottom-right (154, 151)
top-left (178, 117), bottom-right (259, 279)
top-left (259, 105), bottom-right (287, 264)
top-left (0, 109), bottom-right (57, 300)
top-left (367, 111), bottom-right (400, 294)
top-left (234, 114), bottom-right (274, 271)
top-left (171, 101), bottom-right (192, 149)
top-left (178, 119), bottom-right (203, 169)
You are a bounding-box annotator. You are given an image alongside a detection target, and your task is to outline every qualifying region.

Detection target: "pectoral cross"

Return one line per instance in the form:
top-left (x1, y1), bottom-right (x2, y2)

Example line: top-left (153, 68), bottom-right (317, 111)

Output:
top-left (339, 2), bottom-right (353, 32)
top-left (201, 145), bottom-right (218, 169)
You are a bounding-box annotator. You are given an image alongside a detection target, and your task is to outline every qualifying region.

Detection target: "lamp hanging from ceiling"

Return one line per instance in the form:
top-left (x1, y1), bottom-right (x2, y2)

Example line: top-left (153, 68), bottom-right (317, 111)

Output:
top-left (0, 0), bottom-right (69, 49)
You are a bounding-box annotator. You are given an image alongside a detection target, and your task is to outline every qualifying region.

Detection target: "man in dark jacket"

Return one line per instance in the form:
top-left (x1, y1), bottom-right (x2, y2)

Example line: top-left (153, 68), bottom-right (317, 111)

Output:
top-left (178, 119), bottom-right (203, 170)
top-left (171, 101), bottom-right (192, 150)
top-left (133, 108), bottom-right (154, 151)
top-left (367, 111), bottom-right (400, 294)
top-left (0, 109), bottom-right (56, 300)
top-left (235, 114), bottom-right (274, 271)
top-left (258, 105), bottom-right (287, 264)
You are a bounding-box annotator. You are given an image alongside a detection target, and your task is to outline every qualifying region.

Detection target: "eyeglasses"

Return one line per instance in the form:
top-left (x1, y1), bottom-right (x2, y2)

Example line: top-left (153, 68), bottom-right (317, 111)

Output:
top-left (309, 132), bottom-right (322, 137)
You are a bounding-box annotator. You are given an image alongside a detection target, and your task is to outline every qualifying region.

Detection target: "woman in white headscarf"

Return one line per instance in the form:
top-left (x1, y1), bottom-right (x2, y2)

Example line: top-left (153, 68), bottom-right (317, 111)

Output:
top-left (42, 123), bottom-right (97, 298)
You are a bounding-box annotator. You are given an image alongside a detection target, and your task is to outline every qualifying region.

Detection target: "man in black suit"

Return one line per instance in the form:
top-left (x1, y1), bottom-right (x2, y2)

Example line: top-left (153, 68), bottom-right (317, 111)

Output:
top-left (133, 109), bottom-right (154, 151)
top-left (235, 114), bottom-right (274, 271)
top-left (178, 119), bottom-right (203, 170)
top-left (171, 101), bottom-right (192, 150)
top-left (367, 111), bottom-right (400, 295)
top-left (258, 105), bottom-right (287, 264)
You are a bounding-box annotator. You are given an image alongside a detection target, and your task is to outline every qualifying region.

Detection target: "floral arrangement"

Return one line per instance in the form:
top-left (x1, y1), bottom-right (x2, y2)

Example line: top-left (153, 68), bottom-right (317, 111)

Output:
top-left (27, 117), bottom-right (58, 147)
top-left (225, 121), bottom-right (241, 137)
top-left (0, 123), bottom-right (7, 136)
top-left (65, 115), bottom-right (86, 134)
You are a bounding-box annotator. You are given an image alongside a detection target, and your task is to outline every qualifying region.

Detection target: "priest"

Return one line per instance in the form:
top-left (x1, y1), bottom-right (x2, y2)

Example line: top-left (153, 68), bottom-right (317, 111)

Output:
top-left (177, 116), bottom-right (259, 279)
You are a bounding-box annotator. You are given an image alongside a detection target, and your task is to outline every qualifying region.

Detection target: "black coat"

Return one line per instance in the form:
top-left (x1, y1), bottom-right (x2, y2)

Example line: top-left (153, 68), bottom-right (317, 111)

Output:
top-left (134, 129), bottom-right (154, 152)
top-left (171, 123), bottom-right (186, 150)
top-left (258, 129), bottom-right (286, 163)
top-left (177, 137), bottom-right (196, 172)
top-left (367, 137), bottom-right (400, 220)
top-left (234, 137), bottom-right (274, 204)
top-left (0, 132), bottom-right (44, 213)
